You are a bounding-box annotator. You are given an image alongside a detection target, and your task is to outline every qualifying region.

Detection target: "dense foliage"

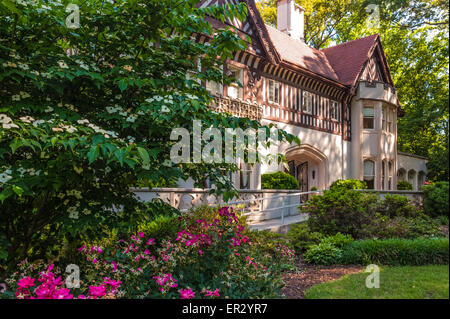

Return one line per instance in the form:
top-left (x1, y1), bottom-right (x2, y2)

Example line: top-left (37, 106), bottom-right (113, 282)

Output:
top-left (339, 238), bottom-right (449, 266)
top-left (261, 171), bottom-right (299, 190)
top-left (330, 179), bottom-right (367, 190)
top-left (397, 181), bottom-right (413, 190)
top-left (303, 187), bottom-right (440, 239)
top-left (0, 0), bottom-right (299, 273)
top-left (423, 181), bottom-right (449, 217)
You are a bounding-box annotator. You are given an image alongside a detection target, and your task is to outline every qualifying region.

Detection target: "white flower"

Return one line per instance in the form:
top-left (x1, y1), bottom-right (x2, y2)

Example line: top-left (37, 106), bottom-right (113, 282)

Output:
top-left (82, 208), bottom-right (91, 215)
top-left (32, 120), bottom-right (45, 127)
top-left (12, 95), bottom-right (20, 101)
top-left (45, 106), bottom-right (54, 113)
top-left (19, 116), bottom-right (35, 123)
top-left (77, 119), bottom-right (89, 125)
top-left (126, 115), bottom-right (137, 123)
top-left (58, 60), bottom-right (68, 69)
top-left (2, 123), bottom-right (19, 129)
top-left (0, 114), bottom-right (12, 124)
top-left (0, 173), bottom-right (12, 184)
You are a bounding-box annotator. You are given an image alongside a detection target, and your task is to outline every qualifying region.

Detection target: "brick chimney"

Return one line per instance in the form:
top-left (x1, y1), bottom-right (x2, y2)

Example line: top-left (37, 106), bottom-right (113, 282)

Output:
top-left (276, 0), bottom-right (305, 42)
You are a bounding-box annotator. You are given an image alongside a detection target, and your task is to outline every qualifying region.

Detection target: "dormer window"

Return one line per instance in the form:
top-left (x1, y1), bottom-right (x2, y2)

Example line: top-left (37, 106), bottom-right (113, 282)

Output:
top-left (268, 79), bottom-right (280, 104)
top-left (302, 91), bottom-right (313, 114)
top-left (227, 66), bottom-right (243, 99)
top-left (363, 106), bottom-right (374, 129)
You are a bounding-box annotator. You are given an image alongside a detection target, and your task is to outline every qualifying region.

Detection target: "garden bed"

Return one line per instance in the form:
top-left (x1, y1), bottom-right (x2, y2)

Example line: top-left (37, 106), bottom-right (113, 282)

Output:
top-left (281, 257), bottom-right (362, 299)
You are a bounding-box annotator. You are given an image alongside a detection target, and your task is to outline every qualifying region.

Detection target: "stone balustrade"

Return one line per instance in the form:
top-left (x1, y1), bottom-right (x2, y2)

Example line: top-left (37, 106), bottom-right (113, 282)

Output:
top-left (211, 96), bottom-right (263, 121)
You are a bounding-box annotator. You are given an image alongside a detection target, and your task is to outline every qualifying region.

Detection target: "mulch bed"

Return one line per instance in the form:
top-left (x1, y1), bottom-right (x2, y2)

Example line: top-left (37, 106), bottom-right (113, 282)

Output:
top-left (281, 258), bottom-right (363, 299)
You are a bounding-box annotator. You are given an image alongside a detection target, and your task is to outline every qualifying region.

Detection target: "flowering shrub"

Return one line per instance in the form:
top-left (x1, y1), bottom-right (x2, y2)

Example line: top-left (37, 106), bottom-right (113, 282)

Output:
top-left (5, 260), bottom-right (120, 299)
top-left (4, 206), bottom-right (294, 299)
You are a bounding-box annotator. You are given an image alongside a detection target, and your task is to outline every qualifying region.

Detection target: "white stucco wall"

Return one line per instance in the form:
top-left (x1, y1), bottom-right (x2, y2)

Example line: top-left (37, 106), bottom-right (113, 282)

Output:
top-left (260, 119), bottom-right (351, 189)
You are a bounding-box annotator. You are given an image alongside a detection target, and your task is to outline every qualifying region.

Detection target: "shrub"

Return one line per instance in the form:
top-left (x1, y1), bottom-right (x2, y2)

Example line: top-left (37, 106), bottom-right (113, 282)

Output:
top-left (320, 233), bottom-right (354, 248)
top-left (261, 172), bottom-right (299, 190)
top-left (305, 188), bottom-right (379, 238)
top-left (303, 242), bottom-right (343, 265)
top-left (340, 238), bottom-right (449, 266)
top-left (360, 213), bottom-right (442, 239)
top-left (3, 206), bottom-right (294, 299)
top-left (397, 181), bottom-right (413, 190)
top-left (286, 223), bottom-right (324, 253)
top-left (379, 194), bottom-right (421, 218)
top-left (423, 181), bottom-right (449, 217)
top-left (330, 179), bottom-right (367, 190)
top-left (437, 215), bottom-right (449, 226)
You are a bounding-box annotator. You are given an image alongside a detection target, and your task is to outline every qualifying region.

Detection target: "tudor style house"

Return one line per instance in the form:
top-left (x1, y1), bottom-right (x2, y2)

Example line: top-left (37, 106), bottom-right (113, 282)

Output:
top-left (192, 0), bottom-right (427, 191)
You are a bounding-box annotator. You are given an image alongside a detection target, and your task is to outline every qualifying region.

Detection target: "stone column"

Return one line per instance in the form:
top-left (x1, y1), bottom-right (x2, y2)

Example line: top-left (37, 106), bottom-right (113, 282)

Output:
top-left (375, 101), bottom-right (383, 189)
top-left (351, 100), bottom-right (362, 179)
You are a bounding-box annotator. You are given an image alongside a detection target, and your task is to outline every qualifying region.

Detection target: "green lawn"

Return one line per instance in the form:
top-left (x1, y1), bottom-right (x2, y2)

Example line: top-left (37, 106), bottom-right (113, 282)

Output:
top-left (305, 265), bottom-right (449, 299)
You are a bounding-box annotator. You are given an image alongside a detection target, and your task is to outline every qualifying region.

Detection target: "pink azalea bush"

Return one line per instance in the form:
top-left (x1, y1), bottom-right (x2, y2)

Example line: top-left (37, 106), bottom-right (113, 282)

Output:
top-left (5, 206), bottom-right (294, 299)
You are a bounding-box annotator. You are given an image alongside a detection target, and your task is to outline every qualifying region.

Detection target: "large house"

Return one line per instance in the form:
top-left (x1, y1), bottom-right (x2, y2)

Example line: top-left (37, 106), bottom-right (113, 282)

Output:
top-left (188, 0), bottom-right (427, 191)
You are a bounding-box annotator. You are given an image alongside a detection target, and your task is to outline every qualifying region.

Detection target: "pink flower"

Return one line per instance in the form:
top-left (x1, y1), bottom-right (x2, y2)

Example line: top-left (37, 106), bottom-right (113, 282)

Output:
top-left (112, 261), bottom-right (118, 272)
top-left (77, 294), bottom-right (86, 299)
top-left (203, 288), bottom-right (220, 297)
top-left (103, 278), bottom-right (121, 292)
top-left (52, 288), bottom-right (73, 299)
top-left (17, 277), bottom-right (35, 289)
top-left (180, 288), bottom-right (195, 299)
top-left (146, 238), bottom-right (155, 245)
top-left (88, 285), bottom-right (107, 298)
top-left (138, 232), bottom-right (145, 238)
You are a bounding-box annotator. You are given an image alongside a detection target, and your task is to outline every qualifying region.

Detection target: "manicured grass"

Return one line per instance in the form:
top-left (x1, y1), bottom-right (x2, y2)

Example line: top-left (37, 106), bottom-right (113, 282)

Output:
top-left (305, 265), bottom-right (449, 299)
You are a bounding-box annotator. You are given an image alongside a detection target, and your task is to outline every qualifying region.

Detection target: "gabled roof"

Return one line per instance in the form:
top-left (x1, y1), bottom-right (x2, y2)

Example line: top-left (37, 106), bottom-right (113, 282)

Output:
top-left (265, 25), bottom-right (339, 82)
top-left (321, 34), bottom-right (393, 87)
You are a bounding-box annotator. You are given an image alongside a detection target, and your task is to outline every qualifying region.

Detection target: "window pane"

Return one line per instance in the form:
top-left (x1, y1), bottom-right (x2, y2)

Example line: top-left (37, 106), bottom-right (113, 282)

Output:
top-left (364, 160), bottom-right (375, 176)
top-left (363, 118), bottom-right (374, 129)
top-left (363, 107), bottom-right (374, 117)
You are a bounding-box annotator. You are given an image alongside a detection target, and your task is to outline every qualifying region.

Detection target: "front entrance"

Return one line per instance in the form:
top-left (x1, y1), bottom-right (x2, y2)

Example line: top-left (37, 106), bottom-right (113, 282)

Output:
top-left (297, 162), bottom-right (308, 202)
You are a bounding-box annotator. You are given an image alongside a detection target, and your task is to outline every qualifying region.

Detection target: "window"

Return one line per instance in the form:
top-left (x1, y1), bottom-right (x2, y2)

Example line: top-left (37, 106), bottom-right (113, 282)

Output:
top-left (382, 107), bottom-right (387, 131)
top-left (363, 159), bottom-right (375, 189)
top-left (240, 163), bottom-right (252, 189)
top-left (268, 79), bottom-right (280, 104)
top-left (388, 109), bottom-right (393, 132)
top-left (382, 160), bottom-right (386, 190)
top-left (227, 66), bottom-right (243, 99)
top-left (302, 91), bottom-right (313, 114)
top-left (363, 106), bottom-right (374, 129)
top-left (330, 101), bottom-right (339, 121)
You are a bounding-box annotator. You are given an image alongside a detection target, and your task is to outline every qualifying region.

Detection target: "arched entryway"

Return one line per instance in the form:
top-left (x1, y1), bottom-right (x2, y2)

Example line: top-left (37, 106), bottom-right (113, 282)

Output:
top-left (284, 144), bottom-right (328, 192)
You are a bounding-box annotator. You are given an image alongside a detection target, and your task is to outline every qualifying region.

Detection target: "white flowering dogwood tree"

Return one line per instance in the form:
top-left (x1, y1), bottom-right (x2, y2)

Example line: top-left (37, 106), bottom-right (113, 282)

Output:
top-left (0, 1), bottom-right (298, 271)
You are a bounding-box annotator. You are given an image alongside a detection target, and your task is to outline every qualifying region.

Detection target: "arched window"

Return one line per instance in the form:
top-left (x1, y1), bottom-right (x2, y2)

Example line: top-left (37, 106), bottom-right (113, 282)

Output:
top-left (381, 160), bottom-right (386, 190)
top-left (363, 159), bottom-right (375, 189)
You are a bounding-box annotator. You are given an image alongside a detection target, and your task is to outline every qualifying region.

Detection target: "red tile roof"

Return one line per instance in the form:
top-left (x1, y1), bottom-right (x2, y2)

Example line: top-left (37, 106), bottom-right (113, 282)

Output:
top-left (265, 25), bottom-right (339, 82)
top-left (321, 34), bottom-right (379, 86)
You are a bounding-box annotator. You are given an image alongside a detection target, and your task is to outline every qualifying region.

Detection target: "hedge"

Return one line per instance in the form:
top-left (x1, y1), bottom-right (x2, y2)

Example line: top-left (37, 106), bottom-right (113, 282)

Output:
top-left (340, 238), bottom-right (449, 266)
top-left (261, 171), bottom-right (299, 190)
